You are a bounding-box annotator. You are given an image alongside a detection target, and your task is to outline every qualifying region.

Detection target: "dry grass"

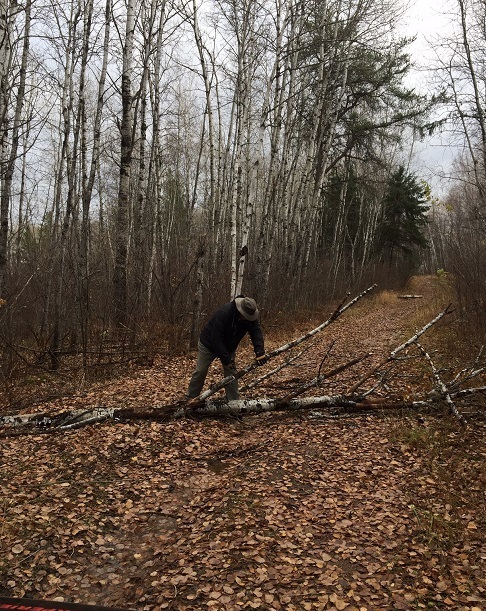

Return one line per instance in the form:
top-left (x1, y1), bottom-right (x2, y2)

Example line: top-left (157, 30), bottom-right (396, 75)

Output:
top-left (391, 415), bottom-right (486, 553)
top-left (371, 289), bottom-right (399, 307)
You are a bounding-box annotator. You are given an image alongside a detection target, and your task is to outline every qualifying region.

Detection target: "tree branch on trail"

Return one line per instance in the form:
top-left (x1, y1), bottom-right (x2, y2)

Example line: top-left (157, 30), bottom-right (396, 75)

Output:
top-left (1, 293), bottom-right (484, 437)
top-left (279, 354), bottom-right (372, 403)
top-left (239, 343), bottom-right (316, 393)
top-left (416, 341), bottom-right (466, 425)
top-left (346, 304), bottom-right (454, 395)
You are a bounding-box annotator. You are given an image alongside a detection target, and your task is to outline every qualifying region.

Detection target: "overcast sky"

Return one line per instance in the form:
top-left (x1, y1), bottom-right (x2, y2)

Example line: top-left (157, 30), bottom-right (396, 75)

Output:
top-left (404, 0), bottom-right (451, 53)
top-left (401, 0), bottom-right (459, 196)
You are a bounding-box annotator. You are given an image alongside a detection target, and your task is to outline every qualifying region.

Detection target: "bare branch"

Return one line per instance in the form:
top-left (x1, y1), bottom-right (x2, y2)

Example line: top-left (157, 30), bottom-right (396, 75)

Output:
top-left (347, 304), bottom-right (454, 395)
top-left (280, 354), bottom-right (371, 402)
top-left (416, 341), bottom-right (466, 426)
top-left (239, 343), bottom-right (315, 393)
top-left (191, 285), bottom-right (377, 406)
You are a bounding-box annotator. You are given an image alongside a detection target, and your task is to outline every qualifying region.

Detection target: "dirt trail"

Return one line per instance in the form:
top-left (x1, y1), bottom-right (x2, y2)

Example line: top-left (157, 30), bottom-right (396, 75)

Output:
top-left (1, 277), bottom-right (484, 611)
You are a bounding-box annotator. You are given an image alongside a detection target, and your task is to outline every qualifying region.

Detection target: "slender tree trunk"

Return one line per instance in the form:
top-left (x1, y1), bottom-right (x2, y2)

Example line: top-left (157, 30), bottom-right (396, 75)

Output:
top-left (114, 0), bottom-right (136, 330)
top-left (191, 0), bottom-right (216, 209)
top-left (0, 0), bottom-right (28, 299)
top-left (189, 242), bottom-right (205, 349)
top-left (73, 0), bottom-right (96, 365)
top-left (458, 0), bottom-right (486, 202)
top-left (0, 0), bottom-right (16, 297)
top-left (50, 1), bottom-right (82, 367)
top-left (146, 1), bottom-right (167, 315)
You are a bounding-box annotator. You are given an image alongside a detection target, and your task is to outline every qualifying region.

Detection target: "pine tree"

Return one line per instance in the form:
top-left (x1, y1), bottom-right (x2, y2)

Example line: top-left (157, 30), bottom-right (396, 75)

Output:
top-left (376, 166), bottom-right (429, 270)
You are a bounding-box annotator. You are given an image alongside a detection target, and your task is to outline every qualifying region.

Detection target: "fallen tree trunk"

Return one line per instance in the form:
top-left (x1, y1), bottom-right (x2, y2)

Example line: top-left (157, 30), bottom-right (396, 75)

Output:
top-left (174, 395), bottom-right (364, 418)
top-left (1, 300), bottom-right (483, 436)
top-left (347, 304), bottom-right (454, 395)
top-left (190, 284), bottom-right (377, 405)
top-left (2, 382), bottom-right (484, 436)
top-left (0, 395), bottom-right (426, 435)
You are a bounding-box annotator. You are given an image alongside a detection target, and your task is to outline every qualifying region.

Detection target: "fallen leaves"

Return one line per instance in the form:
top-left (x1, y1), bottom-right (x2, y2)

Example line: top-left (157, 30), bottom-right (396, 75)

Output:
top-left (4, 415), bottom-right (481, 609)
top-left (1, 282), bottom-right (485, 610)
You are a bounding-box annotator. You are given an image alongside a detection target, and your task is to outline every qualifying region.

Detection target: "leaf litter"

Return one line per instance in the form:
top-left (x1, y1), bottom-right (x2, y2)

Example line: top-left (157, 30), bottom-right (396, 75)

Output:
top-left (1, 276), bottom-right (485, 610)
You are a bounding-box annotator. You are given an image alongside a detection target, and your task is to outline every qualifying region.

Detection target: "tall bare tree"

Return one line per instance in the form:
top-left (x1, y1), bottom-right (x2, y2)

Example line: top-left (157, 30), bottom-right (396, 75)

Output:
top-left (113, 0), bottom-right (137, 329)
top-left (0, 0), bottom-right (17, 297)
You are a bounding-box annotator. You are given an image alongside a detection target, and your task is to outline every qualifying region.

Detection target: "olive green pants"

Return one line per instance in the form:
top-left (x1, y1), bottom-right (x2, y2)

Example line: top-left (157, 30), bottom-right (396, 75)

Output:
top-left (187, 340), bottom-right (239, 401)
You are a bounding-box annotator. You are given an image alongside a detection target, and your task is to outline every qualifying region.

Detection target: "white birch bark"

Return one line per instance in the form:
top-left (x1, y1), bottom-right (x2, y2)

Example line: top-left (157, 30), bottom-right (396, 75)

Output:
top-left (458, 0), bottom-right (486, 196)
top-left (191, 0), bottom-right (217, 210)
top-left (255, 0), bottom-right (304, 297)
top-left (49, 0), bottom-right (82, 366)
top-left (146, 1), bottom-right (167, 313)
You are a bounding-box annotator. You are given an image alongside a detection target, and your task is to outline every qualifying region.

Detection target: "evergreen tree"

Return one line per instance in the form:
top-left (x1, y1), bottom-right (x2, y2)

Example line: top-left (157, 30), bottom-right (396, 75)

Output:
top-left (376, 166), bottom-right (430, 270)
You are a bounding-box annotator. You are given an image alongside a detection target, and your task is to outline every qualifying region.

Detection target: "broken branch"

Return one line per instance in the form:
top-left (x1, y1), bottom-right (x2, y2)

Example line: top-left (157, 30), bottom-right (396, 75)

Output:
top-left (192, 284), bottom-right (377, 406)
top-left (416, 341), bottom-right (466, 425)
top-left (239, 343), bottom-right (315, 393)
top-left (347, 304), bottom-right (454, 395)
top-left (280, 353), bottom-right (371, 402)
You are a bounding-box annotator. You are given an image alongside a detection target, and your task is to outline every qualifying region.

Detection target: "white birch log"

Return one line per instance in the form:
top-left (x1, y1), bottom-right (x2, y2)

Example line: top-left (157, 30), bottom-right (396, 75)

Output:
top-left (2, 385), bottom-right (485, 435)
top-left (174, 395), bottom-right (363, 419)
top-left (0, 408), bottom-right (116, 432)
top-left (192, 284), bottom-right (377, 404)
top-left (347, 304), bottom-right (454, 394)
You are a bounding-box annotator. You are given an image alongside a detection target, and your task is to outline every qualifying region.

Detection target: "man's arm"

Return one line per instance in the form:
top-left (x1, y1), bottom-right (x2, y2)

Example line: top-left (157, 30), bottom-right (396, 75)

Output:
top-left (248, 320), bottom-right (265, 357)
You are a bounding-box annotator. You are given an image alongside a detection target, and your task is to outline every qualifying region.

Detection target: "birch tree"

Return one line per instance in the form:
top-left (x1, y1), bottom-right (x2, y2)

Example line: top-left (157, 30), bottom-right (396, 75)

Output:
top-left (131, 0), bottom-right (159, 326)
top-left (210, 0), bottom-right (272, 298)
top-left (430, 0), bottom-right (486, 339)
top-left (113, 0), bottom-right (137, 329)
top-left (456, 0), bottom-right (486, 203)
top-left (76, 0), bottom-right (111, 360)
top-left (48, 0), bottom-right (94, 365)
top-left (0, 0), bottom-right (17, 297)
top-left (0, 0), bottom-right (30, 301)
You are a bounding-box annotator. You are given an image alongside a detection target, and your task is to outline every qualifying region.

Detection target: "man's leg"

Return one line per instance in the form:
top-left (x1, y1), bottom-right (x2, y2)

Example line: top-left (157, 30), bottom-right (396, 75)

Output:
top-left (187, 340), bottom-right (216, 399)
top-left (223, 351), bottom-right (240, 401)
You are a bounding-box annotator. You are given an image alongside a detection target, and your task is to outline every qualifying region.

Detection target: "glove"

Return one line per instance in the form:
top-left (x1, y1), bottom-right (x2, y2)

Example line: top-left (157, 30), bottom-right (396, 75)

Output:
top-left (255, 353), bottom-right (268, 366)
top-left (225, 360), bottom-right (238, 377)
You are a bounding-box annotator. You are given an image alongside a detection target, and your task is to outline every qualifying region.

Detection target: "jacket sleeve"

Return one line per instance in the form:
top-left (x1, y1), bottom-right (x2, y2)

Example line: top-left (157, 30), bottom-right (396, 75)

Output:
top-left (248, 321), bottom-right (265, 356)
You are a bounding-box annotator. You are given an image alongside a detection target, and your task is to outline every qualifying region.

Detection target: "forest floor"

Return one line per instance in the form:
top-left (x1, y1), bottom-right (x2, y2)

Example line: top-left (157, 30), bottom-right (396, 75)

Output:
top-left (1, 276), bottom-right (485, 611)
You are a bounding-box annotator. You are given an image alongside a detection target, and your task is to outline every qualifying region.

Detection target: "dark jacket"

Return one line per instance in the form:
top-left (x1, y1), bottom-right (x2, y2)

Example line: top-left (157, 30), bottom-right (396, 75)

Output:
top-left (200, 300), bottom-right (265, 366)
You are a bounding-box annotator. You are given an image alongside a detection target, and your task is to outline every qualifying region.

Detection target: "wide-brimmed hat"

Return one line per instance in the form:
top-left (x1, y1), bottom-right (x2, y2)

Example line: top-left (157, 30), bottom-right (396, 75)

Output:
top-left (235, 297), bottom-right (259, 321)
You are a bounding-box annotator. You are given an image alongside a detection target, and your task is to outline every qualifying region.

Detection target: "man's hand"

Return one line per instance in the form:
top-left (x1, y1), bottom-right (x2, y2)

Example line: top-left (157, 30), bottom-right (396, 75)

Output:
top-left (255, 353), bottom-right (268, 366)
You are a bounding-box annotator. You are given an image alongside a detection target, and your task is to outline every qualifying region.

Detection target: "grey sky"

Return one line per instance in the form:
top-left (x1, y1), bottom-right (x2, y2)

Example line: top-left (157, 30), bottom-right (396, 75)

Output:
top-left (402, 0), bottom-right (459, 197)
